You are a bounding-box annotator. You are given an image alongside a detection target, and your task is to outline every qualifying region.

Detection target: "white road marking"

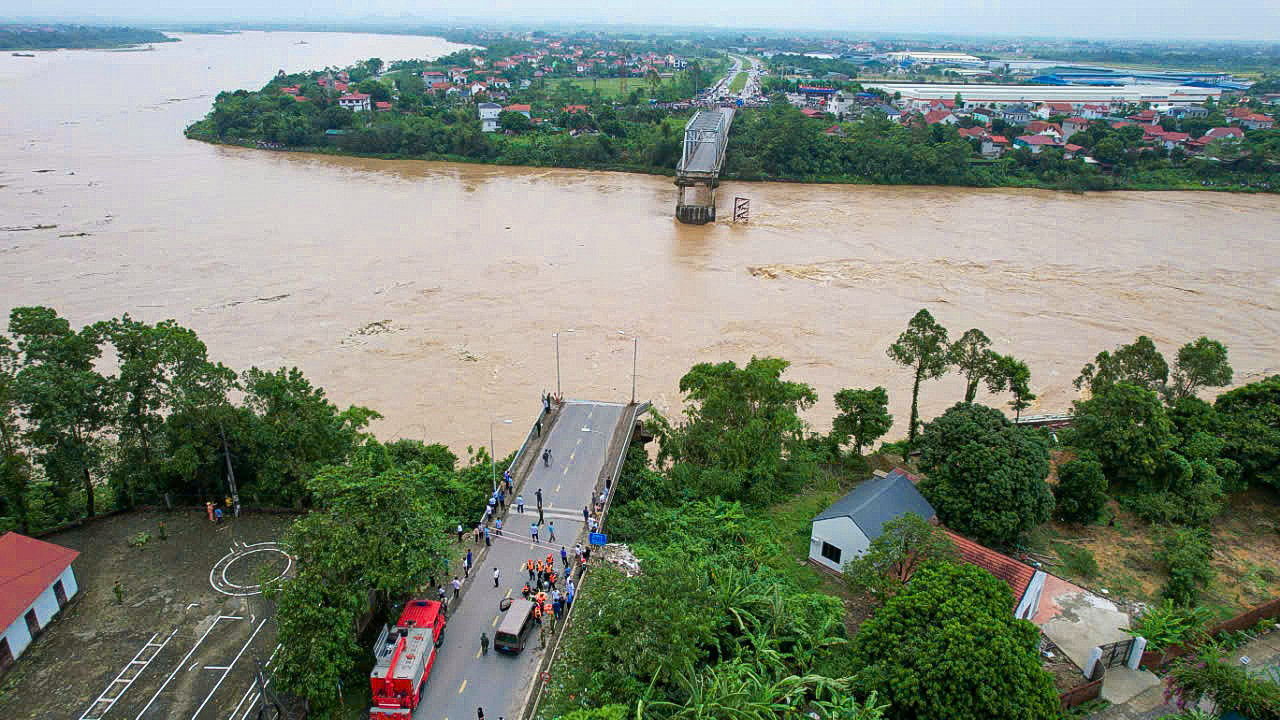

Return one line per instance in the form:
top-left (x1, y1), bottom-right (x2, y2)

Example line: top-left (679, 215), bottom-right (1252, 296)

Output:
top-left (135, 616), bottom-right (237, 719)
top-left (190, 617), bottom-right (268, 720)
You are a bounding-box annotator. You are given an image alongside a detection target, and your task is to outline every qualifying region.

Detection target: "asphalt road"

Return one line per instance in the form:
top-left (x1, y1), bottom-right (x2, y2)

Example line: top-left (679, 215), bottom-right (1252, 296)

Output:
top-left (413, 401), bottom-right (625, 720)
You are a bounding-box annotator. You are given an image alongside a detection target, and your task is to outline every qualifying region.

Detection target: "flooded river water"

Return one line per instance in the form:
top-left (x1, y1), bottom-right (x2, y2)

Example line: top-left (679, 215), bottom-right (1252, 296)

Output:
top-left (2, 31), bottom-right (1278, 451)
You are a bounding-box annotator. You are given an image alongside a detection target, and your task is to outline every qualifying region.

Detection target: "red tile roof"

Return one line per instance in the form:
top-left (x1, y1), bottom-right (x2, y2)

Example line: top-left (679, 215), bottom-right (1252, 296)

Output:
top-left (1064, 143), bottom-right (1084, 152)
top-left (1016, 134), bottom-right (1060, 146)
top-left (1204, 126), bottom-right (1244, 140)
top-left (924, 109), bottom-right (954, 124)
top-left (800, 107), bottom-right (823, 118)
top-left (990, 135), bottom-right (1009, 144)
top-left (1026, 121), bottom-right (1061, 135)
top-left (564, 104), bottom-right (590, 114)
top-left (374, 101), bottom-right (391, 110)
top-left (339, 92), bottom-right (370, 101)
top-left (1045, 102), bottom-right (1074, 112)
top-left (1, 532), bottom-right (78, 631)
top-left (431, 82), bottom-right (452, 90)
top-left (504, 104), bottom-right (532, 113)
top-left (944, 530), bottom-right (1033, 609)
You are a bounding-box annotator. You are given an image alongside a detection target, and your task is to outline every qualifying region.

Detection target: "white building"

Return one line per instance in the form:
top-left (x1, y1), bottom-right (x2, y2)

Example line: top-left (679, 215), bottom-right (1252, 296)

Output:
top-left (808, 469), bottom-right (936, 573)
top-left (338, 92), bottom-right (371, 112)
top-left (828, 91), bottom-right (856, 120)
top-left (1, 532), bottom-right (79, 671)
top-left (882, 51), bottom-right (983, 67)
top-left (864, 82), bottom-right (1221, 107)
top-left (477, 102), bottom-right (502, 132)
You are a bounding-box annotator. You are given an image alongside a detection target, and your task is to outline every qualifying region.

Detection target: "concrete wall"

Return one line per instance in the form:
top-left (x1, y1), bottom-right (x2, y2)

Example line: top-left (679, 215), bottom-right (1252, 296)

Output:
top-left (2, 565), bottom-right (77, 661)
top-left (808, 517), bottom-right (869, 572)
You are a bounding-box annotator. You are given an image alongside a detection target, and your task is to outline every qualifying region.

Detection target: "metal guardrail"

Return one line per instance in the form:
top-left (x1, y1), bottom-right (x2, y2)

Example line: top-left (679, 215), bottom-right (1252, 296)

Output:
top-left (521, 401), bottom-right (649, 720)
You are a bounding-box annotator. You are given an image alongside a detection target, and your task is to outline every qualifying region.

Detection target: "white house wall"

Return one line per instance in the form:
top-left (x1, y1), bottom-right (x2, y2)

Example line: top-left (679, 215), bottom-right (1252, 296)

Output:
top-left (808, 517), bottom-right (870, 572)
top-left (3, 565), bottom-right (77, 661)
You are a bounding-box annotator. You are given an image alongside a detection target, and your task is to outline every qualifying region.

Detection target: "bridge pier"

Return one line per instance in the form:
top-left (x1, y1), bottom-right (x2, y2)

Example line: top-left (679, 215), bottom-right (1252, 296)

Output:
top-left (675, 180), bottom-right (718, 225)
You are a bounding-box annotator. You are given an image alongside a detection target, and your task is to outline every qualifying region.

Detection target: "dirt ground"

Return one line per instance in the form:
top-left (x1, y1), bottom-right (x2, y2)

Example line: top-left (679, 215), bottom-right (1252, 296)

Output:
top-left (1030, 487), bottom-right (1280, 616)
top-left (0, 509), bottom-right (296, 720)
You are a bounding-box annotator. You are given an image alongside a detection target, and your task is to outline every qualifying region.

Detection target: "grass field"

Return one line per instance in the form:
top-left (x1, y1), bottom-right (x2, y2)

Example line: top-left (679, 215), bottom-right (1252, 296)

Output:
top-left (551, 76), bottom-right (638, 98)
top-left (729, 71), bottom-right (748, 94)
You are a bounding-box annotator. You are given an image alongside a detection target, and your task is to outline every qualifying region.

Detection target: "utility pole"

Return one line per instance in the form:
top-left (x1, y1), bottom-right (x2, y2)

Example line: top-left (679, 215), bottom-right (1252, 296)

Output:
top-left (632, 335), bottom-right (638, 405)
top-left (219, 422), bottom-right (240, 517)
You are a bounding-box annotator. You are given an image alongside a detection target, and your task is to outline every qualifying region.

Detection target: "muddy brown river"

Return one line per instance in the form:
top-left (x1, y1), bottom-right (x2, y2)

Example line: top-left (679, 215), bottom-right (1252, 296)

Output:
top-left (2, 32), bottom-right (1278, 452)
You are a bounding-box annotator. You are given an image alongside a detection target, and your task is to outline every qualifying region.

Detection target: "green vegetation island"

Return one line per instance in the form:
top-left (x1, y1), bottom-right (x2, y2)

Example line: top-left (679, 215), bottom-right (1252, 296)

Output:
top-left (185, 41), bottom-right (1280, 193)
top-left (0, 24), bottom-right (176, 50)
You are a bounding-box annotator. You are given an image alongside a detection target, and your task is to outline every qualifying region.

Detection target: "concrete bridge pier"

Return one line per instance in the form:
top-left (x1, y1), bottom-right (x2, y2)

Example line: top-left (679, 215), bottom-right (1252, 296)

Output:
top-left (675, 179), bottom-right (718, 225)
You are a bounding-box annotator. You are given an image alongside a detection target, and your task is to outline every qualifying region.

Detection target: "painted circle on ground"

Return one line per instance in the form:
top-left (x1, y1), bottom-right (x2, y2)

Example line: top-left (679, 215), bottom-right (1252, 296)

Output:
top-left (209, 542), bottom-right (293, 596)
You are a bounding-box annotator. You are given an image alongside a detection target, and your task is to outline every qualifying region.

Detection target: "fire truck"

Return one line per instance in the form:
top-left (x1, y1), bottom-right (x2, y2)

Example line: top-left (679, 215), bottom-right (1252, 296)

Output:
top-left (369, 598), bottom-right (447, 719)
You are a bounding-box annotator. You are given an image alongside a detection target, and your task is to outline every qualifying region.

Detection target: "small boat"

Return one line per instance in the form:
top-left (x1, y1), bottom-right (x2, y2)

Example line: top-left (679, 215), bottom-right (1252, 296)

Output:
top-left (11, 52), bottom-right (36, 57)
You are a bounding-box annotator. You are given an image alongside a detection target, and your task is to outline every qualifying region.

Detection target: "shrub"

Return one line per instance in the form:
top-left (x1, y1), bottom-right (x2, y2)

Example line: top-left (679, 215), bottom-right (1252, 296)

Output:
top-left (1165, 647), bottom-right (1280, 719)
top-left (1158, 528), bottom-right (1215, 607)
top-left (1124, 599), bottom-right (1213, 652)
top-left (1053, 543), bottom-right (1099, 579)
top-left (1053, 454), bottom-right (1108, 524)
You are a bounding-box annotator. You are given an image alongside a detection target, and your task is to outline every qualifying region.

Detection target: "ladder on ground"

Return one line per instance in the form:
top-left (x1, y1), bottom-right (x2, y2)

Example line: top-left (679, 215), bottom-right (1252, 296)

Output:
top-left (79, 628), bottom-right (177, 720)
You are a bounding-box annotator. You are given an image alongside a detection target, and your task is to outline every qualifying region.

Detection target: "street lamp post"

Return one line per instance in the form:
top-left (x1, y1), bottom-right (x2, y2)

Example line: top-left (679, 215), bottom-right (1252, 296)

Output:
top-left (490, 418), bottom-right (512, 493)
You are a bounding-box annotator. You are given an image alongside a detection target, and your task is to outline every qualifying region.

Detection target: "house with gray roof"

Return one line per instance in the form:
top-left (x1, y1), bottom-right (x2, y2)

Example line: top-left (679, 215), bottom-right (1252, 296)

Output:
top-left (808, 468), bottom-right (936, 572)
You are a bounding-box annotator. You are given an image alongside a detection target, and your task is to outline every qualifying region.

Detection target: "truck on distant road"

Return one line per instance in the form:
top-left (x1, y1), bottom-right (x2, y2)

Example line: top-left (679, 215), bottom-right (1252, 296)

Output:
top-left (369, 598), bottom-right (447, 719)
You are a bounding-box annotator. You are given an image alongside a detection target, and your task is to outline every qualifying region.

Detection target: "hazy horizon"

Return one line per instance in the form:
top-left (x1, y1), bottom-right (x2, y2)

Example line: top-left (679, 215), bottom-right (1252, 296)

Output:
top-left (3, 0), bottom-right (1279, 43)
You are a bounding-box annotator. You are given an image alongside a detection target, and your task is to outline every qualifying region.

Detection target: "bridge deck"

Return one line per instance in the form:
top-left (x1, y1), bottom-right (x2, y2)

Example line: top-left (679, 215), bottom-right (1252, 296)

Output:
top-left (676, 108), bottom-right (734, 177)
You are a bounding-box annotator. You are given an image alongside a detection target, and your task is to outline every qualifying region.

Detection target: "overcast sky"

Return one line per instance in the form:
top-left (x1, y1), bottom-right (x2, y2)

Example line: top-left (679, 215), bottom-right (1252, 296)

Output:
top-left (7, 0), bottom-right (1279, 41)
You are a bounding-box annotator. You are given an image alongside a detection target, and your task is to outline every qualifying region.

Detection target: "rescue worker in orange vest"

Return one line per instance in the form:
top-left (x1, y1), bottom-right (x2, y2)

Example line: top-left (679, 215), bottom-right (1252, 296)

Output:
top-left (545, 553), bottom-right (553, 568)
top-left (543, 601), bottom-right (555, 627)
top-left (521, 583), bottom-right (531, 599)
top-left (536, 590), bottom-right (547, 607)
top-left (549, 571), bottom-right (557, 589)
top-left (533, 602), bottom-right (542, 624)
top-left (526, 558), bottom-right (535, 580)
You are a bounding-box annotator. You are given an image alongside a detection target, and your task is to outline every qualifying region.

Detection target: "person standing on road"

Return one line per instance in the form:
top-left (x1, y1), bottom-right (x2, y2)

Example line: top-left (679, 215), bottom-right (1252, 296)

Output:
top-left (542, 448), bottom-right (550, 467)
top-left (517, 494), bottom-right (524, 513)
top-left (527, 558), bottom-right (535, 580)
top-left (206, 501), bottom-right (214, 523)
top-left (582, 505), bottom-right (589, 523)
top-left (536, 488), bottom-right (543, 508)
top-left (478, 707), bottom-right (485, 720)
top-left (480, 632), bottom-right (489, 655)
top-left (456, 523), bottom-right (464, 543)
top-left (548, 521), bottom-right (556, 542)
top-left (561, 546), bottom-right (569, 568)
top-left (493, 567), bottom-right (500, 587)
top-left (531, 522), bottom-right (539, 543)
top-left (452, 576), bottom-right (461, 599)
top-left (438, 585), bottom-right (447, 608)
top-left (495, 518), bottom-right (502, 536)
top-left (484, 525), bottom-right (491, 547)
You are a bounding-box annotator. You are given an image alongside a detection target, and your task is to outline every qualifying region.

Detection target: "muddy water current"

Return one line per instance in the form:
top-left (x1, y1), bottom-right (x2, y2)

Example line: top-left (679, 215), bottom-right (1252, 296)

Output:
top-left (2, 31), bottom-right (1278, 451)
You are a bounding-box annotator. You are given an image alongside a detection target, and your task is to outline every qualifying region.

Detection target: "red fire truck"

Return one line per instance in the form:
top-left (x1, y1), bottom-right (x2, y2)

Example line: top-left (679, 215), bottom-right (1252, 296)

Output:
top-left (369, 598), bottom-right (447, 718)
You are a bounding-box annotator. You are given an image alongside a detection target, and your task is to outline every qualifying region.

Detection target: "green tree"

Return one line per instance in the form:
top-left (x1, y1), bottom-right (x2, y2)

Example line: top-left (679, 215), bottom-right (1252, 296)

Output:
top-left (991, 354), bottom-right (1037, 420)
top-left (1158, 527), bottom-right (1214, 607)
top-left (918, 403), bottom-right (1053, 546)
top-left (1053, 453), bottom-right (1109, 524)
top-left (842, 512), bottom-right (955, 605)
top-left (1165, 337), bottom-right (1232, 403)
top-left (264, 569), bottom-right (364, 711)
top-left (9, 307), bottom-right (109, 518)
top-left (949, 328), bottom-right (998, 403)
top-left (1070, 382), bottom-right (1175, 489)
top-left (831, 386), bottom-right (893, 457)
top-left (0, 336), bottom-right (29, 532)
top-left (886, 309), bottom-right (950, 453)
top-left (240, 367), bottom-right (380, 505)
top-left (1074, 335), bottom-right (1169, 398)
top-left (852, 562), bottom-right (1059, 720)
top-left (498, 109), bottom-right (532, 133)
top-left (97, 316), bottom-right (234, 507)
top-left (1215, 375), bottom-right (1280, 489)
top-left (652, 357), bottom-right (817, 504)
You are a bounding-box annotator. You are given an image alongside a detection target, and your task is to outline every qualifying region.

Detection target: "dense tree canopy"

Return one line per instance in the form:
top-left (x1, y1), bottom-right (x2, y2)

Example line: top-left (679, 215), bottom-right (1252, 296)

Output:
top-left (1053, 452), bottom-right (1109, 525)
top-left (1215, 375), bottom-right (1280, 490)
top-left (917, 403), bottom-right (1053, 546)
top-left (852, 562), bottom-right (1060, 720)
top-left (831, 386), bottom-right (893, 457)
top-left (652, 357), bottom-right (817, 505)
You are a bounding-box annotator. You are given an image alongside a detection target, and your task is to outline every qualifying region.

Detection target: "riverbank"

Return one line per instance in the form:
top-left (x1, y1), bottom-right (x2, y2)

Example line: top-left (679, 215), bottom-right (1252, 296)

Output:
top-left (183, 130), bottom-right (1276, 194)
